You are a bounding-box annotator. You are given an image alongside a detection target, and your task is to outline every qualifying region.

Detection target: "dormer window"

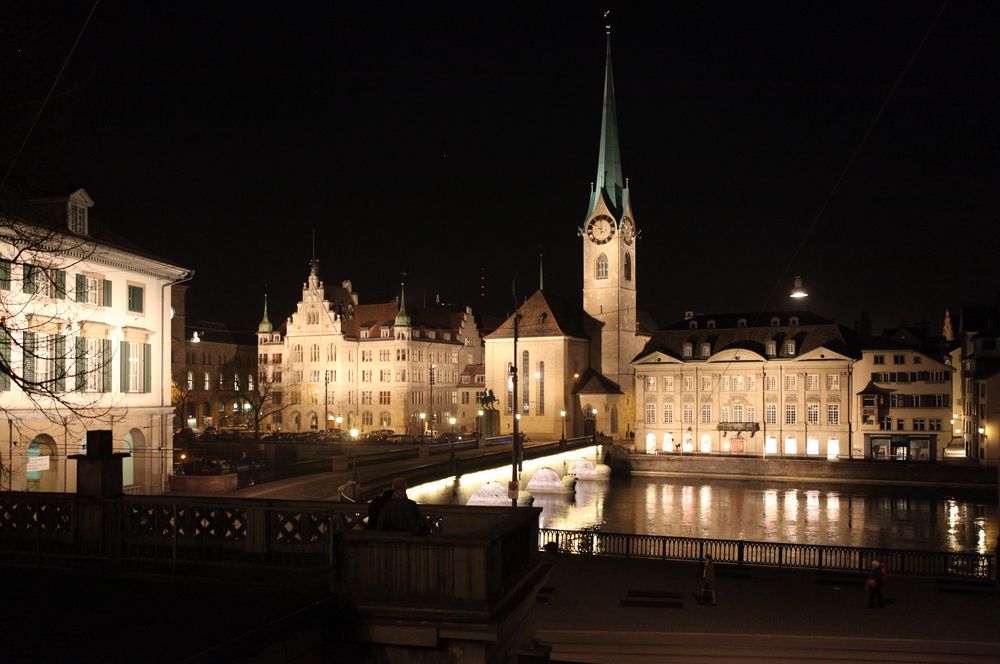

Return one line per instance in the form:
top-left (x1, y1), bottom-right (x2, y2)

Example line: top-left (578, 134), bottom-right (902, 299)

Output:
top-left (689, 320), bottom-right (698, 329)
top-left (706, 320), bottom-right (716, 329)
top-left (682, 343), bottom-right (693, 359)
top-left (785, 340), bottom-right (796, 356)
top-left (766, 341), bottom-right (777, 357)
top-left (770, 317), bottom-right (780, 327)
top-left (789, 316), bottom-right (799, 326)
top-left (381, 329), bottom-right (390, 338)
top-left (68, 204), bottom-right (88, 235)
top-left (737, 318), bottom-right (747, 328)
top-left (360, 329), bottom-right (369, 339)
top-left (700, 342), bottom-right (711, 358)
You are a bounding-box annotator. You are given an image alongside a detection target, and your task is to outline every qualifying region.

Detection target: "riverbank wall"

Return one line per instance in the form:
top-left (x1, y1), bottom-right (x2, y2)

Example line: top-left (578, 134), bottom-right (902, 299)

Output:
top-left (608, 445), bottom-right (998, 489)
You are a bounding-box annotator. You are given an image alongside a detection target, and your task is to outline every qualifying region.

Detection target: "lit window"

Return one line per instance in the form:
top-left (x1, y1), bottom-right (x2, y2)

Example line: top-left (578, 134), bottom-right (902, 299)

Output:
top-left (186, 371), bottom-right (193, 390)
top-left (700, 343), bottom-right (711, 357)
top-left (785, 340), bottom-right (796, 356)
top-left (682, 343), bottom-right (693, 359)
top-left (766, 341), bottom-right (776, 357)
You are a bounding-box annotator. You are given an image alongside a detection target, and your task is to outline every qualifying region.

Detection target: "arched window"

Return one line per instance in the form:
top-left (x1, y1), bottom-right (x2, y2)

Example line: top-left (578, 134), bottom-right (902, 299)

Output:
top-left (610, 406), bottom-right (618, 434)
top-left (537, 361), bottom-right (545, 415)
top-left (682, 343), bottom-right (693, 359)
top-left (766, 341), bottom-right (777, 357)
top-left (596, 254), bottom-right (609, 280)
top-left (521, 350), bottom-right (529, 413)
top-left (700, 342), bottom-right (711, 357)
top-left (203, 372), bottom-right (210, 390)
top-left (186, 371), bottom-right (193, 390)
top-left (310, 344), bottom-right (319, 362)
top-left (309, 412), bottom-right (318, 430)
top-left (293, 345), bottom-right (303, 362)
top-left (380, 411), bottom-right (391, 427)
top-left (623, 253), bottom-right (632, 281)
top-left (327, 344), bottom-right (335, 361)
top-left (362, 411), bottom-right (373, 426)
top-left (737, 318), bottom-right (747, 328)
top-left (248, 373), bottom-right (254, 391)
top-left (707, 320), bottom-right (716, 329)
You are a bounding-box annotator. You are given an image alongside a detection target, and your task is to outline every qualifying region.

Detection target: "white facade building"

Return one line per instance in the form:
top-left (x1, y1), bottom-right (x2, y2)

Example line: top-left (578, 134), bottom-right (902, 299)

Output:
top-left (1, 188), bottom-right (190, 493)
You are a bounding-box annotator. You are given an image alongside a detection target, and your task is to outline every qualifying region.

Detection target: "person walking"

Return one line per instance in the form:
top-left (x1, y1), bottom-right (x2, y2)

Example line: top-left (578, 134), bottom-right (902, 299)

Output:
top-left (867, 560), bottom-right (885, 608)
top-left (701, 554), bottom-right (717, 605)
top-left (377, 477), bottom-right (429, 535)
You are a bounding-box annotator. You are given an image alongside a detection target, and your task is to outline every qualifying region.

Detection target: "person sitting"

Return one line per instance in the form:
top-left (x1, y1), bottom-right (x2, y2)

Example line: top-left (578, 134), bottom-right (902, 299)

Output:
top-left (366, 488), bottom-right (393, 529)
top-left (376, 477), bottom-right (429, 535)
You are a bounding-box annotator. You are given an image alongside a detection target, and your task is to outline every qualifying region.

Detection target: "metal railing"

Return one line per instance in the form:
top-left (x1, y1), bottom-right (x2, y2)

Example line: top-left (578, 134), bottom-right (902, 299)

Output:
top-left (539, 528), bottom-right (994, 580)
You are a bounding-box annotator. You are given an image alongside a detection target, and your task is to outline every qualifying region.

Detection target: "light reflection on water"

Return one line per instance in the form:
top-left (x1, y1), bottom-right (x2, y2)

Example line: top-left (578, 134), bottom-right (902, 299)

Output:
top-left (409, 446), bottom-right (997, 553)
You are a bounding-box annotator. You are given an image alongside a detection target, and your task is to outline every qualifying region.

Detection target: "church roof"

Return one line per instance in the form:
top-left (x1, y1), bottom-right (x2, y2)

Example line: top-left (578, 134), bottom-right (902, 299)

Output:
top-left (484, 290), bottom-right (591, 341)
top-left (341, 301), bottom-right (467, 342)
top-left (586, 35), bottom-right (628, 222)
top-left (572, 367), bottom-right (623, 395)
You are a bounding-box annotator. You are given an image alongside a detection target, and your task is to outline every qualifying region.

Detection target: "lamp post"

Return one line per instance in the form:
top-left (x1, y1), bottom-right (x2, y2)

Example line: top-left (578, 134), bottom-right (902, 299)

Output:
top-left (419, 412), bottom-right (426, 440)
top-left (477, 410), bottom-right (484, 436)
top-left (560, 409), bottom-right (566, 441)
top-left (323, 370), bottom-right (331, 432)
top-left (429, 363), bottom-right (436, 434)
top-left (449, 416), bottom-right (457, 476)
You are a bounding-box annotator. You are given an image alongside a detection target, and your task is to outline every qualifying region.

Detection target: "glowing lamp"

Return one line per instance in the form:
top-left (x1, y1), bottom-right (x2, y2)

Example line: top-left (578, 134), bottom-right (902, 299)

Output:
top-left (790, 275), bottom-right (808, 299)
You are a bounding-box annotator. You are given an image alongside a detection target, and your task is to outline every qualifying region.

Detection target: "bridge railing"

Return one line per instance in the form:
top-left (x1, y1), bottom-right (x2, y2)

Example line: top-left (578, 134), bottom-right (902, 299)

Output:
top-left (538, 528), bottom-right (994, 580)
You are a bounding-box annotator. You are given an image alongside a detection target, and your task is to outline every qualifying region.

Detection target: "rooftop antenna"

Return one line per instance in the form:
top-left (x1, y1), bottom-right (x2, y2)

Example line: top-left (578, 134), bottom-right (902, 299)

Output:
top-left (538, 247), bottom-right (544, 291)
top-left (604, 9), bottom-right (611, 35)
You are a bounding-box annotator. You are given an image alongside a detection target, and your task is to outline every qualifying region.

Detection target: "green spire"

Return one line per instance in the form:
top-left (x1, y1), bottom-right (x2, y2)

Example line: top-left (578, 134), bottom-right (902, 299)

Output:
top-left (394, 282), bottom-right (411, 327)
top-left (589, 34), bottom-right (626, 219)
top-left (257, 293), bottom-right (273, 334)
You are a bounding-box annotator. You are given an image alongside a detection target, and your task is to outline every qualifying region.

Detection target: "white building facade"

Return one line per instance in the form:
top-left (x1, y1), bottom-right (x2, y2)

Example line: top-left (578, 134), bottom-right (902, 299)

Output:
top-left (1, 188), bottom-right (190, 493)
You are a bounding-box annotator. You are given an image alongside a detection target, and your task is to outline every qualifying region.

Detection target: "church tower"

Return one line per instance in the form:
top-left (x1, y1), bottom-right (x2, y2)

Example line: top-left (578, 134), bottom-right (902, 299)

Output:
top-left (581, 33), bottom-right (639, 393)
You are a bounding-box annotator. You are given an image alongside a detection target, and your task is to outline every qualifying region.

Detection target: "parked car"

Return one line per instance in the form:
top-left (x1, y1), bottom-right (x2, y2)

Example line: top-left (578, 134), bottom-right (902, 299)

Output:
top-left (385, 434), bottom-right (419, 445)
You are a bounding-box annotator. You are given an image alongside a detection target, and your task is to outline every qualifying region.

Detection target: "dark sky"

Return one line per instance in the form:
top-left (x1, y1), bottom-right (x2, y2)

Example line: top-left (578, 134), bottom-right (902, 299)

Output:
top-left (2, 1), bottom-right (997, 334)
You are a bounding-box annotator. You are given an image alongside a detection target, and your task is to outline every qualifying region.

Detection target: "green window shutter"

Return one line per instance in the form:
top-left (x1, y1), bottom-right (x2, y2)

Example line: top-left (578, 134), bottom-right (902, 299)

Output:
top-left (143, 343), bottom-right (152, 393)
top-left (54, 335), bottom-right (66, 392)
top-left (0, 260), bottom-right (10, 291)
top-left (103, 279), bottom-right (112, 307)
top-left (23, 331), bottom-right (36, 385)
top-left (102, 339), bottom-right (112, 392)
top-left (75, 337), bottom-right (86, 391)
top-left (120, 341), bottom-right (129, 393)
top-left (54, 270), bottom-right (66, 299)
top-left (75, 274), bottom-right (87, 302)
top-left (23, 265), bottom-right (37, 294)
top-left (0, 328), bottom-right (10, 390)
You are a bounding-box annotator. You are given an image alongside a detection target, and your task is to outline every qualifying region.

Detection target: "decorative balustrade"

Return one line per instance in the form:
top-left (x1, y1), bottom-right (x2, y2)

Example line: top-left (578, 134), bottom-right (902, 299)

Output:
top-left (539, 528), bottom-right (994, 580)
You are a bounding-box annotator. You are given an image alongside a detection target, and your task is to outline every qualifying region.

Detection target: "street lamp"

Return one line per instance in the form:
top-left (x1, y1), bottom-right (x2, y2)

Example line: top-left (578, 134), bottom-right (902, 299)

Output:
top-left (429, 364), bottom-right (436, 433)
top-left (477, 409), bottom-right (484, 436)
top-left (560, 409), bottom-right (566, 441)
top-left (349, 428), bottom-right (359, 439)
top-left (419, 412), bottom-right (426, 439)
top-left (323, 370), bottom-right (332, 431)
top-left (449, 416), bottom-right (457, 475)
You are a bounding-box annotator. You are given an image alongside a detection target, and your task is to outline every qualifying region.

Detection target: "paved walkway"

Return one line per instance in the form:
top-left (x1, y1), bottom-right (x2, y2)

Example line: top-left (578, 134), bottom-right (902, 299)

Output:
top-left (530, 554), bottom-right (1000, 663)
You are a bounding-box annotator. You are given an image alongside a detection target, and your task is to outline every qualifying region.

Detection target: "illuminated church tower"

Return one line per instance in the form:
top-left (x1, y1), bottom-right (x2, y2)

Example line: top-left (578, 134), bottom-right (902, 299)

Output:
top-left (581, 33), bottom-right (643, 405)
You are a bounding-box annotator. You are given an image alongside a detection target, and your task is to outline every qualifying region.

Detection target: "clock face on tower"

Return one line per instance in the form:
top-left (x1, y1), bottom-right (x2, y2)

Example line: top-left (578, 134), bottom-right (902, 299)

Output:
top-left (621, 217), bottom-right (635, 245)
top-left (586, 215), bottom-right (615, 244)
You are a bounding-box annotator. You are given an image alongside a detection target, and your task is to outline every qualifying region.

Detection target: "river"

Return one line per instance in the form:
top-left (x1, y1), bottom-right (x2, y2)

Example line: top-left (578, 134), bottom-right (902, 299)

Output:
top-left (409, 445), bottom-right (997, 554)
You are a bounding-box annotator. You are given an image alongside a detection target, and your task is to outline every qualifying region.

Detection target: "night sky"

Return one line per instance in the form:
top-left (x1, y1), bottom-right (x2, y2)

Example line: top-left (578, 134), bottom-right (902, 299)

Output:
top-left (2, 1), bottom-right (997, 335)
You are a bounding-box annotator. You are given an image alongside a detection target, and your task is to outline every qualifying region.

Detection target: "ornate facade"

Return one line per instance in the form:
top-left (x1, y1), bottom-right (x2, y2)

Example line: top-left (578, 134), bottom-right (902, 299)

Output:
top-left (257, 263), bottom-right (483, 435)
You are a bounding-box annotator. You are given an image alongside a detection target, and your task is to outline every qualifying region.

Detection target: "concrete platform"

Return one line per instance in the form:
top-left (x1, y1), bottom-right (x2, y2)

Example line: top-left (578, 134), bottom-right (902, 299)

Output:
top-left (531, 553), bottom-right (1000, 663)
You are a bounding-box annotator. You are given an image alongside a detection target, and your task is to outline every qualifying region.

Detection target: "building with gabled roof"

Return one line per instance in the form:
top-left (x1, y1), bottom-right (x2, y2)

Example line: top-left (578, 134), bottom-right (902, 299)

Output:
top-left (257, 261), bottom-right (483, 435)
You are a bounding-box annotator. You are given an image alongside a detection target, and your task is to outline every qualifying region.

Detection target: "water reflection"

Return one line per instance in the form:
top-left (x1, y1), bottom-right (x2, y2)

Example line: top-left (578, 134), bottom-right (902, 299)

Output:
top-left (409, 446), bottom-right (997, 553)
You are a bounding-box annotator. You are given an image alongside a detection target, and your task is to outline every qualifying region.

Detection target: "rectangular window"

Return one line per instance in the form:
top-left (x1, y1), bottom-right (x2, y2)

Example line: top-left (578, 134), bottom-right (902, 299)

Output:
top-left (720, 376), bottom-right (730, 391)
top-left (362, 351), bottom-right (371, 362)
top-left (683, 376), bottom-right (693, 392)
top-left (125, 341), bottom-right (146, 393)
top-left (700, 403), bottom-right (711, 424)
top-left (784, 374), bottom-right (796, 391)
top-left (826, 374), bottom-right (840, 390)
top-left (913, 418), bottom-right (926, 431)
top-left (807, 403), bottom-right (819, 425)
top-left (645, 375), bottom-right (656, 392)
top-left (731, 375), bottom-right (743, 391)
top-left (893, 354), bottom-right (905, 365)
top-left (765, 375), bottom-right (776, 391)
top-left (362, 391), bottom-right (372, 405)
top-left (765, 403), bottom-right (777, 425)
top-left (785, 404), bottom-right (797, 425)
top-left (662, 376), bottom-right (674, 391)
top-left (379, 391), bottom-right (391, 405)
top-left (682, 404), bottom-right (693, 424)
top-left (380, 370), bottom-right (391, 382)
top-left (806, 374), bottom-right (819, 391)
top-left (700, 376), bottom-right (712, 391)
top-left (873, 355), bottom-right (885, 365)
top-left (83, 338), bottom-right (105, 392)
top-left (663, 403), bottom-right (673, 424)
top-left (461, 392), bottom-right (470, 405)
top-left (827, 404), bottom-right (840, 425)
top-left (747, 406), bottom-right (756, 423)
top-left (362, 370), bottom-right (372, 382)
top-left (746, 374), bottom-right (755, 391)
top-left (645, 403), bottom-right (656, 424)
top-left (127, 284), bottom-right (144, 313)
